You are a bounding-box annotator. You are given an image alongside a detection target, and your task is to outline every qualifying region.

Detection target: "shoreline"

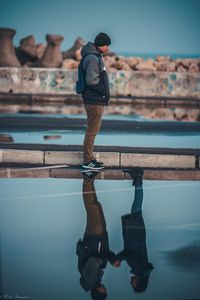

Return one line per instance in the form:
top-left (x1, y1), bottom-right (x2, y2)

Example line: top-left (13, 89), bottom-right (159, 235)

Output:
top-left (116, 52), bottom-right (200, 60)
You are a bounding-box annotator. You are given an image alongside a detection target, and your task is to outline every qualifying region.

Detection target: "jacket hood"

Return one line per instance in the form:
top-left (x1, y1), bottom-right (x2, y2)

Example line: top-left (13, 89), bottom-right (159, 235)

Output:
top-left (81, 42), bottom-right (100, 57)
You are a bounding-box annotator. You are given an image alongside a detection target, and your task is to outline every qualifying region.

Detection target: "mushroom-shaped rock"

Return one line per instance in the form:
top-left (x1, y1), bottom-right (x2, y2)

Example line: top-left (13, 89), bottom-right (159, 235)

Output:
top-left (0, 28), bottom-right (21, 67)
top-left (36, 43), bottom-right (46, 59)
top-left (125, 57), bottom-right (144, 70)
top-left (15, 35), bottom-right (38, 65)
top-left (62, 37), bottom-right (86, 60)
top-left (136, 59), bottom-right (156, 72)
top-left (37, 34), bottom-right (64, 68)
top-left (62, 59), bottom-right (79, 69)
top-left (109, 56), bottom-right (132, 71)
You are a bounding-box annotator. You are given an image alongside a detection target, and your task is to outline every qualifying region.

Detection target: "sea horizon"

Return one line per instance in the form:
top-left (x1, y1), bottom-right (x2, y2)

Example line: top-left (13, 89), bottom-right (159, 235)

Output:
top-left (116, 52), bottom-right (200, 59)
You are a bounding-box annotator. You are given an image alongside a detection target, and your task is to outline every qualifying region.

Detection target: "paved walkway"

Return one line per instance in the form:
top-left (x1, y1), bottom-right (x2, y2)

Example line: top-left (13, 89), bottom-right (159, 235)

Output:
top-left (0, 143), bottom-right (199, 180)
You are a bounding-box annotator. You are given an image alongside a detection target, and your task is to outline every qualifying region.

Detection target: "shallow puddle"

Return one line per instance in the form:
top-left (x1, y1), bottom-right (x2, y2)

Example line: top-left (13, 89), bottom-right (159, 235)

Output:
top-left (0, 177), bottom-right (200, 299)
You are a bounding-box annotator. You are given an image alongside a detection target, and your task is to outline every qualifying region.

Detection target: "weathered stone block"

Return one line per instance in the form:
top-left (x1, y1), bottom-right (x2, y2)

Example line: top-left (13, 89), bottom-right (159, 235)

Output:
top-left (45, 151), bottom-right (83, 165)
top-left (144, 169), bottom-right (200, 181)
top-left (45, 151), bottom-right (120, 166)
top-left (97, 169), bottom-right (124, 179)
top-left (0, 168), bottom-right (50, 178)
top-left (120, 153), bottom-right (196, 168)
top-left (0, 149), bottom-right (44, 164)
top-left (50, 168), bottom-right (81, 178)
top-left (94, 152), bottom-right (120, 167)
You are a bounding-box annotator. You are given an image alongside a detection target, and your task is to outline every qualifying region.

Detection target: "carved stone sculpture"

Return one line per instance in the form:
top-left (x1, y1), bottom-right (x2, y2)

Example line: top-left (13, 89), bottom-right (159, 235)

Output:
top-left (0, 28), bottom-right (21, 67)
top-left (62, 37), bottom-right (86, 60)
top-left (36, 34), bottom-right (64, 68)
top-left (15, 35), bottom-right (38, 65)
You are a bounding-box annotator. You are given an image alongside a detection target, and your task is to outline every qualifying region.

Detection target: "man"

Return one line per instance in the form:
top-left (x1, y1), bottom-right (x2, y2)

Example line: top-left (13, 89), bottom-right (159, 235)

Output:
top-left (116, 169), bottom-right (154, 293)
top-left (76, 170), bottom-right (118, 300)
top-left (80, 32), bottom-right (111, 170)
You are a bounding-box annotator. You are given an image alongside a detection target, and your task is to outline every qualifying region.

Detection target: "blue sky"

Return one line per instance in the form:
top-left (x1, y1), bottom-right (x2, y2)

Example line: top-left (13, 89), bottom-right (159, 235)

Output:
top-left (0, 0), bottom-right (200, 55)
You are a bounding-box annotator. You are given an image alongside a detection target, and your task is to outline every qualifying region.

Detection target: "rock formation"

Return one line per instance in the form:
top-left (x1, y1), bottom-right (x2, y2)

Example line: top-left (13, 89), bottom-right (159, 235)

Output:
top-left (0, 28), bottom-right (21, 67)
top-left (35, 43), bottom-right (46, 59)
top-left (62, 37), bottom-right (86, 61)
top-left (125, 57), bottom-right (144, 70)
top-left (62, 58), bottom-right (79, 69)
top-left (35, 34), bottom-right (64, 68)
top-left (136, 59), bottom-right (156, 72)
top-left (15, 35), bottom-right (38, 65)
top-left (0, 30), bottom-right (199, 72)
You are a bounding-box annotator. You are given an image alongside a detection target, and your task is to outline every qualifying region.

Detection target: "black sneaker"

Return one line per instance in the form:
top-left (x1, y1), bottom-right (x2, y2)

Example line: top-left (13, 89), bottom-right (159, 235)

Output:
top-left (82, 160), bottom-right (104, 170)
top-left (91, 159), bottom-right (104, 165)
top-left (81, 169), bottom-right (102, 179)
top-left (124, 168), bottom-right (144, 186)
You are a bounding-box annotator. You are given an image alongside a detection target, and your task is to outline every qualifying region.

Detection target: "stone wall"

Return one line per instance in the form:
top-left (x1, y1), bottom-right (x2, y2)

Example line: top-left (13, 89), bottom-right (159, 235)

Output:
top-left (0, 67), bottom-right (200, 98)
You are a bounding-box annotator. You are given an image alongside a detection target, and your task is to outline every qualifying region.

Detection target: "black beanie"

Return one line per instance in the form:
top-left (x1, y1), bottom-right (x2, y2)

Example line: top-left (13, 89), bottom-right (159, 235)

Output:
top-left (94, 33), bottom-right (111, 47)
top-left (91, 289), bottom-right (107, 300)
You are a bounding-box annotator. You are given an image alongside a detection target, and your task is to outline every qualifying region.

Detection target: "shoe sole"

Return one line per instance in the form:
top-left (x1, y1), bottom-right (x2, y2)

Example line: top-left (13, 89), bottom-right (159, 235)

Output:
top-left (81, 169), bottom-right (102, 173)
top-left (82, 165), bottom-right (105, 170)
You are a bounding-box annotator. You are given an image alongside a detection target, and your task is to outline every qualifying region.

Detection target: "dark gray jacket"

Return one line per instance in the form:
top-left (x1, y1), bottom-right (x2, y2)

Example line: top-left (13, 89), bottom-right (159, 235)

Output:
top-left (117, 212), bottom-right (153, 277)
top-left (76, 232), bottom-right (116, 291)
top-left (81, 42), bottom-right (110, 106)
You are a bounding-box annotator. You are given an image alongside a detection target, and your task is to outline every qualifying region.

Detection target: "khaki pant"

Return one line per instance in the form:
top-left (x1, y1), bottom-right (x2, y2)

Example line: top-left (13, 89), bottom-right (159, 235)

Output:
top-left (83, 177), bottom-right (106, 235)
top-left (83, 104), bottom-right (104, 163)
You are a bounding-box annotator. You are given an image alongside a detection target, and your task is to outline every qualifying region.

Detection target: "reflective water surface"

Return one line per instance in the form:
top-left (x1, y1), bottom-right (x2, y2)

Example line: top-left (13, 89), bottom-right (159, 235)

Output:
top-left (0, 174), bottom-right (200, 300)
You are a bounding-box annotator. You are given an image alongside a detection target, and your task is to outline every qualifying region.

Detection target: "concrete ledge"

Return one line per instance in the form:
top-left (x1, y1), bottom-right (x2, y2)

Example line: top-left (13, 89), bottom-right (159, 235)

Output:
top-left (45, 151), bottom-right (83, 165)
top-left (0, 144), bottom-right (199, 169)
top-left (1, 143), bottom-right (200, 156)
top-left (120, 153), bottom-right (196, 168)
top-left (44, 151), bottom-right (119, 166)
top-left (0, 68), bottom-right (200, 98)
top-left (0, 149), bottom-right (44, 164)
top-left (94, 152), bottom-right (120, 167)
top-left (0, 166), bottom-right (200, 180)
top-left (0, 167), bottom-right (50, 178)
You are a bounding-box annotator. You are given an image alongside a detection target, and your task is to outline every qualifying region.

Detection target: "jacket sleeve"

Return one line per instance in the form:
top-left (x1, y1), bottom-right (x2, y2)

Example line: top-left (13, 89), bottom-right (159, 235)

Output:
top-left (85, 57), bottom-right (105, 94)
top-left (103, 251), bottom-right (117, 265)
top-left (116, 250), bottom-right (125, 262)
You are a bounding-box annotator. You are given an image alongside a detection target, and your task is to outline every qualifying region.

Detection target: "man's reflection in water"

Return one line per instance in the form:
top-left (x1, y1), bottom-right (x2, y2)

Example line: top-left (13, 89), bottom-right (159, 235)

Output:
top-left (76, 170), bottom-right (118, 300)
top-left (116, 169), bottom-right (154, 293)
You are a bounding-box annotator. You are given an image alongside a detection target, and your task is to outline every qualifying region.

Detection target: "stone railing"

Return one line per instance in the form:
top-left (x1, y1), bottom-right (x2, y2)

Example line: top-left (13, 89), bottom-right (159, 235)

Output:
top-left (0, 67), bottom-right (200, 98)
